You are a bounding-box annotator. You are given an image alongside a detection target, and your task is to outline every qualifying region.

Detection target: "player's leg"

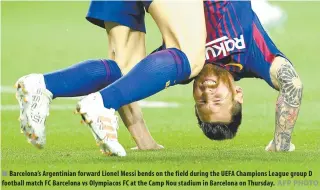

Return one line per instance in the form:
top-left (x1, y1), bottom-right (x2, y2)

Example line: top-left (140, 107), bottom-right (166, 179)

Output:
top-left (44, 59), bottom-right (122, 98)
top-left (105, 23), bottom-right (145, 74)
top-left (14, 1), bottom-right (145, 150)
top-left (77, 1), bottom-right (175, 156)
top-left (77, 0), bottom-right (206, 156)
top-left (105, 22), bottom-right (162, 150)
top-left (148, 0), bottom-right (207, 77)
top-left (15, 61), bottom-right (122, 147)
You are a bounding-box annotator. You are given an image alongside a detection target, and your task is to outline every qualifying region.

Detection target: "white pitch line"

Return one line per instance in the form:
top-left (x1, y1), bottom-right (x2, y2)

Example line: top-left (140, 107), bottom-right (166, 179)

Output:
top-left (1, 86), bottom-right (79, 99)
top-left (138, 100), bottom-right (179, 108)
top-left (0, 86), bottom-right (16, 93)
top-left (1, 105), bottom-right (76, 111)
top-left (1, 100), bottom-right (179, 111)
top-left (1, 86), bottom-right (179, 111)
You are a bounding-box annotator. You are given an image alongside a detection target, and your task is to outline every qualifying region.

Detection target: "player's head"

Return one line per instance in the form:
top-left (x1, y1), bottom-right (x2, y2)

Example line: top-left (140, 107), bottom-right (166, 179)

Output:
top-left (193, 64), bottom-right (243, 140)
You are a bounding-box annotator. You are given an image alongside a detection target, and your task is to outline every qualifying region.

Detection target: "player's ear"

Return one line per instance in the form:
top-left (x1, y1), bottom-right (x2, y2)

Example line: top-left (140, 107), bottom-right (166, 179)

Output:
top-left (234, 86), bottom-right (243, 104)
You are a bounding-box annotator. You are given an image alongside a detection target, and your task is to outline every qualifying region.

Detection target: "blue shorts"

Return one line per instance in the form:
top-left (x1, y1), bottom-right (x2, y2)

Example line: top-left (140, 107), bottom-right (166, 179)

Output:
top-left (86, 1), bottom-right (152, 33)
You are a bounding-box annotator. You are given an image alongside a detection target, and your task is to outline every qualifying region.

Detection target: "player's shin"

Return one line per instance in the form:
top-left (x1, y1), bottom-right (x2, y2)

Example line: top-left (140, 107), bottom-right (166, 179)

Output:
top-left (44, 59), bottom-right (122, 98)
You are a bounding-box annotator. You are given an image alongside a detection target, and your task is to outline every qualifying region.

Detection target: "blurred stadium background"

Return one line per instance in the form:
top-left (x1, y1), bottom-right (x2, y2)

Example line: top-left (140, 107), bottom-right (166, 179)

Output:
top-left (1, 1), bottom-right (320, 190)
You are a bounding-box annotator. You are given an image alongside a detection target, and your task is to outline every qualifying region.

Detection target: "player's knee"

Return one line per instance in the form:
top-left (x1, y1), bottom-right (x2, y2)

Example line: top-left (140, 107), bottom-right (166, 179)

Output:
top-left (189, 52), bottom-right (206, 78)
top-left (148, 0), bottom-right (206, 78)
top-left (167, 45), bottom-right (205, 79)
top-left (115, 52), bottom-right (144, 75)
top-left (176, 34), bottom-right (206, 78)
top-left (107, 26), bottom-right (146, 74)
top-left (182, 48), bottom-right (206, 78)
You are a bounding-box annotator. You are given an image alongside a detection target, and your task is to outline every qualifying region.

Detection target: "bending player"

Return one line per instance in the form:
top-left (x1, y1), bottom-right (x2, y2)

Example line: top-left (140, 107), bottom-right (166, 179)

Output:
top-left (16, 1), bottom-right (302, 156)
top-left (74, 1), bottom-right (301, 155)
top-left (77, 0), bottom-right (301, 154)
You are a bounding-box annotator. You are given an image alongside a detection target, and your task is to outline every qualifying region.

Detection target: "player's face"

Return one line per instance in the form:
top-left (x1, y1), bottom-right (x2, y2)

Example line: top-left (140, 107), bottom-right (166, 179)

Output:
top-left (193, 64), bottom-right (243, 123)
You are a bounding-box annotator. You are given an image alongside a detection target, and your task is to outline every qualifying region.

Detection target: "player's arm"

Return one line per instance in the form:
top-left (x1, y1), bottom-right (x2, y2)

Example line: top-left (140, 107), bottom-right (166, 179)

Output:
top-left (268, 56), bottom-right (303, 151)
top-left (118, 104), bottom-right (163, 150)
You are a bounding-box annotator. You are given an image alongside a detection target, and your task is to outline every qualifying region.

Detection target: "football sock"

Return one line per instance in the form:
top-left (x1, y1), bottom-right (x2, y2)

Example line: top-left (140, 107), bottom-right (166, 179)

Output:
top-left (100, 48), bottom-right (191, 110)
top-left (44, 59), bottom-right (122, 98)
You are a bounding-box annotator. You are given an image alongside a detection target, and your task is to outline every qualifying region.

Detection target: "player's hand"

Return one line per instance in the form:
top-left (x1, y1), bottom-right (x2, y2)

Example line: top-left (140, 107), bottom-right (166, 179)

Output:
top-left (265, 140), bottom-right (295, 152)
top-left (130, 144), bottom-right (164, 151)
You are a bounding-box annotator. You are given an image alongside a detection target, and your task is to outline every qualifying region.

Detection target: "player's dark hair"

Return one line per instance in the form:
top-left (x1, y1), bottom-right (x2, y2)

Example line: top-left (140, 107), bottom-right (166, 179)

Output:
top-left (195, 102), bottom-right (242, 140)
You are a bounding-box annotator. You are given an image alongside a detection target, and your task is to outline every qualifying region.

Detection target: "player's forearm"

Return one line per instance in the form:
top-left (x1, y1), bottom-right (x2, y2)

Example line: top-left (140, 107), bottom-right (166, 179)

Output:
top-left (274, 61), bottom-right (303, 151)
top-left (118, 103), bottom-right (159, 150)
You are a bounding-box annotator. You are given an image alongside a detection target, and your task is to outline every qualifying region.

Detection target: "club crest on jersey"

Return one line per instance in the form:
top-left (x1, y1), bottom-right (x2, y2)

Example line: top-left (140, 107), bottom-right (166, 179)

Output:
top-left (205, 35), bottom-right (246, 59)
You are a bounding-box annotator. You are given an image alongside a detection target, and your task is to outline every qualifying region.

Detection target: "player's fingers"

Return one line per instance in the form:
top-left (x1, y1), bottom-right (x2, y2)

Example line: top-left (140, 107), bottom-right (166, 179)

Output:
top-left (156, 144), bottom-right (165, 149)
top-left (265, 145), bottom-right (274, 152)
top-left (130, 144), bottom-right (164, 151)
top-left (289, 143), bottom-right (295, 152)
top-left (130, 146), bottom-right (139, 150)
top-left (265, 140), bottom-right (295, 152)
top-left (265, 140), bottom-right (275, 152)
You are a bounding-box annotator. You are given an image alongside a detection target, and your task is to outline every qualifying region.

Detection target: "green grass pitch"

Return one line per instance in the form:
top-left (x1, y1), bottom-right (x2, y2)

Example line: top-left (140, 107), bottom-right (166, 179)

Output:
top-left (1, 1), bottom-right (320, 190)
